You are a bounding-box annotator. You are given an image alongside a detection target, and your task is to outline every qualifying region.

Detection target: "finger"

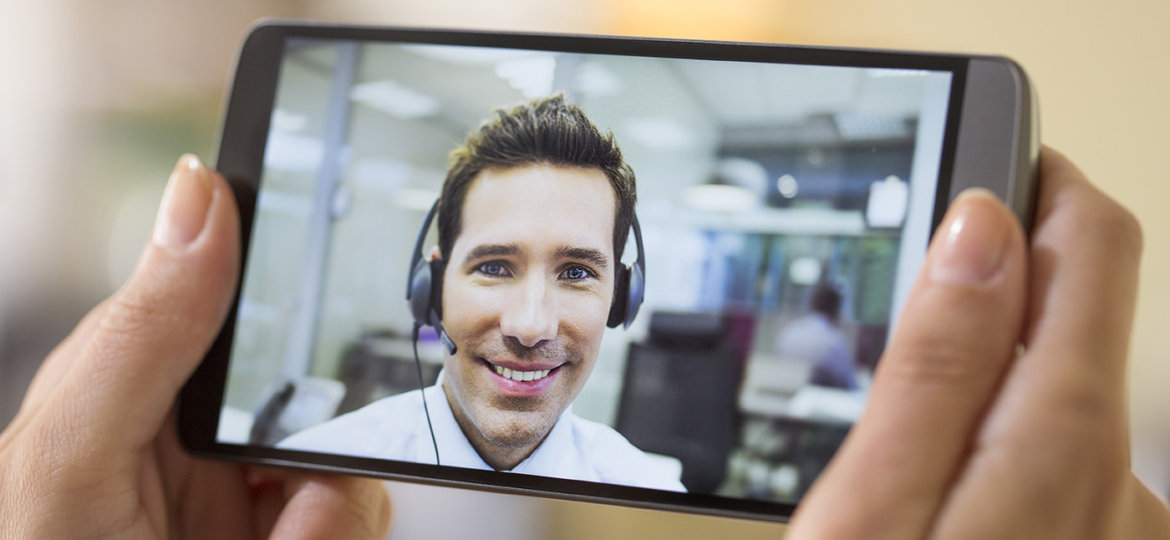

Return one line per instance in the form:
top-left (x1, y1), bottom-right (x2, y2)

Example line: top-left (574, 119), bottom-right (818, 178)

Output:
top-left (788, 190), bottom-right (1028, 539)
top-left (44, 154), bottom-right (240, 451)
top-left (151, 414), bottom-right (257, 539)
top-left (267, 475), bottom-right (392, 540)
top-left (929, 147), bottom-right (1144, 537)
top-left (15, 298), bottom-right (112, 418)
top-left (1022, 146), bottom-right (1140, 396)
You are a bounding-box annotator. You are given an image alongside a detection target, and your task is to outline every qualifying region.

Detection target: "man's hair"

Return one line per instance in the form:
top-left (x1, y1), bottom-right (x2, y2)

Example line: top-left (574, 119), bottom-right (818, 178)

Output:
top-left (810, 282), bottom-right (843, 323)
top-left (437, 94), bottom-right (637, 263)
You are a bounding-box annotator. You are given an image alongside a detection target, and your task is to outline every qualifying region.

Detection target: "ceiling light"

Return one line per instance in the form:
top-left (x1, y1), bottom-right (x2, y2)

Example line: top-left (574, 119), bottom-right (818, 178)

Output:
top-left (350, 80), bottom-right (439, 119)
top-left (575, 62), bottom-right (622, 97)
top-left (682, 184), bottom-right (759, 213)
top-left (625, 117), bottom-right (697, 149)
top-left (834, 113), bottom-right (910, 140)
top-left (395, 188), bottom-right (441, 212)
top-left (404, 44), bottom-right (535, 66)
top-left (789, 257), bottom-right (823, 285)
top-left (496, 56), bottom-right (556, 98)
top-left (866, 175), bottom-right (909, 228)
top-left (271, 108), bottom-right (307, 133)
top-left (263, 132), bottom-right (323, 172)
top-left (777, 174), bottom-right (799, 199)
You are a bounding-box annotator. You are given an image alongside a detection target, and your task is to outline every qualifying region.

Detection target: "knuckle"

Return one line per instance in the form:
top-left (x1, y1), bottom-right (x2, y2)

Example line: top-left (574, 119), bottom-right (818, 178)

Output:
top-left (99, 292), bottom-right (157, 338)
top-left (96, 288), bottom-right (186, 347)
top-left (84, 292), bottom-right (171, 381)
top-left (1098, 199), bottom-right (1143, 260)
top-left (888, 285), bottom-right (1021, 384)
top-left (376, 486), bottom-right (393, 535)
top-left (1046, 387), bottom-right (1127, 467)
top-left (987, 387), bottom-right (1128, 500)
top-left (8, 422), bottom-right (66, 493)
top-left (881, 335), bottom-right (997, 389)
top-left (1072, 187), bottom-right (1144, 260)
top-left (1048, 185), bottom-right (1143, 263)
top-left (343, 487), bottom-right (390, 539)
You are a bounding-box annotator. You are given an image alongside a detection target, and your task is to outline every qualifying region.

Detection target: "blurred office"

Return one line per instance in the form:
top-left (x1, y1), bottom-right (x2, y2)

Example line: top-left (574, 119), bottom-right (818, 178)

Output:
top-left (2, 2), bottom-right (1168, 539)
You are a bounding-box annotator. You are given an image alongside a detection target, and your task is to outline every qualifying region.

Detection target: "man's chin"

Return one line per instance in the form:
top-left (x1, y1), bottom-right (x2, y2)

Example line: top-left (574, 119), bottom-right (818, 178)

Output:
top-left (477, 412), bottom-right (558, 450)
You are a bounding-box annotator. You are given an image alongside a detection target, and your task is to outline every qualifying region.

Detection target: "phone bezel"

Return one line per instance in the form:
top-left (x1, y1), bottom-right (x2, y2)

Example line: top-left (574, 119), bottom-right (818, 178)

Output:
top-left (178, 20), bottom-right (1037, 523)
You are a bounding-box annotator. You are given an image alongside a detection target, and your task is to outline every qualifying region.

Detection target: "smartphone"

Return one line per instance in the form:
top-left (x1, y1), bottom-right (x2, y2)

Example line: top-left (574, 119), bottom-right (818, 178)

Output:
top-left (179, 20), bottom-right (1038, 522)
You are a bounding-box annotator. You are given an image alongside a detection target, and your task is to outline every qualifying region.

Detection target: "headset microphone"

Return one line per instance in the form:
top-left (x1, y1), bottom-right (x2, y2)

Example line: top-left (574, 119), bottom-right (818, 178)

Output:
top-left (433, 321), bottom-right (457, 355)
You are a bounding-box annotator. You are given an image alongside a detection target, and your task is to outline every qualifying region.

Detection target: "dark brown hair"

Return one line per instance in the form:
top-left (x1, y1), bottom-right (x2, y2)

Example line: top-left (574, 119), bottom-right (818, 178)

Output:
top-left (810, 281), bottom-right (843, 323)
top-left (437, 94), bottom-right (637, 262)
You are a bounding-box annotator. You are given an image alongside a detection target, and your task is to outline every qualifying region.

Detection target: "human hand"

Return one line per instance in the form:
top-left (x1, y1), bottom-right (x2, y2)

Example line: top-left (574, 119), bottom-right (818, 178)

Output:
top-left (0, 155), bottom-right (392, 539)
top-left (787, 147), bottom-right (1170, 538)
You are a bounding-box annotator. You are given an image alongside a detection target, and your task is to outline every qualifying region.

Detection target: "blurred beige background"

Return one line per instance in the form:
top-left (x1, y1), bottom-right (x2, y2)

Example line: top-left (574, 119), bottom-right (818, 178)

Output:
top-left (1, 1), bottom-right (1166, 538)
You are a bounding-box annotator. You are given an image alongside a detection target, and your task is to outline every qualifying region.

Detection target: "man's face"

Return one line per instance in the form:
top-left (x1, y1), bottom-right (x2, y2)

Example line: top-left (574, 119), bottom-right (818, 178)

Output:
top-left (440, 164), bottom-right (616, 467)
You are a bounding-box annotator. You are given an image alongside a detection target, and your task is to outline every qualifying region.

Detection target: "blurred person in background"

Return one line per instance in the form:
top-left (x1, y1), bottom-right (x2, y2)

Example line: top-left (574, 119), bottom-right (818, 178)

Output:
top-left (776, 279), bottom-right (858, 391)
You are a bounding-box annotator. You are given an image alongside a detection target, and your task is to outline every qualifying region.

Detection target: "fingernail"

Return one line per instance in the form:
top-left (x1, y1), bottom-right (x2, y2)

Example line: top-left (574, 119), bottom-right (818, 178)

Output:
top-left (153, 154), bottom-right (212, 248)
top-left (930, 189), bottom-right (1010, 284)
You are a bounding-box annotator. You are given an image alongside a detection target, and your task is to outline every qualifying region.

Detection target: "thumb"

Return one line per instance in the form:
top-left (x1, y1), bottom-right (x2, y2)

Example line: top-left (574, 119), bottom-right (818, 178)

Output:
top-left (52, 154), bottom-right (240, 449)
top-left (789, 189), bottom-right (1028, 538)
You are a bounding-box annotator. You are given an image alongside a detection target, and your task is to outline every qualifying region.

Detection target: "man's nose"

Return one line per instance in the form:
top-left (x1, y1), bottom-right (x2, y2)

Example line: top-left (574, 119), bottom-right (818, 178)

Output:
top-left (499, 274), bottom-right (558, 348)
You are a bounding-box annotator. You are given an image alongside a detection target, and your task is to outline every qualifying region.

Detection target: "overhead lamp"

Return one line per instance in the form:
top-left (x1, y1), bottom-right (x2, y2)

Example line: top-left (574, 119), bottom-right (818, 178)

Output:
top-left (271, 108), bottom-right (307, 133)
top-left (865, 175), bottom-right (909, 228)
top-left (682, 184), bottom-right (759, 213)
top-left (496, 56), bottom-right (556, 98)
top-left (350, 80), bottom-right (440, 119)
top-left (777, 174), bottom-right (799, 199)
top-left (575, 62), bottom-right (621, 97)
top-left (624, 117), bottom-right (697, 149)
top-left (789, 257), bottom-right (823, 286)
top-left (394, 188), bottom-right (441, 212)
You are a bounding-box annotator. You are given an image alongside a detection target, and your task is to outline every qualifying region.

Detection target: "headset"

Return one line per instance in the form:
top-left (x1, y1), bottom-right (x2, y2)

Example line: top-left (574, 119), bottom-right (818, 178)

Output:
top-left (404, 199), bottom-right (646, 465)
top-left (407, 200), bottom-right (646, 338)
top-left (406, 202), bottom-right (458, 356)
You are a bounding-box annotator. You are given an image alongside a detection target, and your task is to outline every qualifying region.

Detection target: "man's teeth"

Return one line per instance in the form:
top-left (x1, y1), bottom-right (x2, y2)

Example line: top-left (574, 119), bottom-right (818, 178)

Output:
top-left (493, 365), bottom-right (552, 382)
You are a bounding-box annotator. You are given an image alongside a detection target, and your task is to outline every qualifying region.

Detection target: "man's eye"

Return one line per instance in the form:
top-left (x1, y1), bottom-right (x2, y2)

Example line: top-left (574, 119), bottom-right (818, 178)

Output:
top-left (477, 262), bottom-right (510, 277)
top-left (561, 265), bottom-right (594, 281)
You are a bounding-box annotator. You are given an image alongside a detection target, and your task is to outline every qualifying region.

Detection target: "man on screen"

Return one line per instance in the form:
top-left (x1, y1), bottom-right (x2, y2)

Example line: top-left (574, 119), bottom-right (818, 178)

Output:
top-left (281, 95), bottom-right (685, 492)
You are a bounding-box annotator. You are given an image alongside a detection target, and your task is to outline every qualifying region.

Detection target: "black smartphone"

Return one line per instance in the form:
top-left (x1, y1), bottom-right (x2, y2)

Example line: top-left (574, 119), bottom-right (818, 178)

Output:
top-left (179, 19), bottom-right (1037, 522)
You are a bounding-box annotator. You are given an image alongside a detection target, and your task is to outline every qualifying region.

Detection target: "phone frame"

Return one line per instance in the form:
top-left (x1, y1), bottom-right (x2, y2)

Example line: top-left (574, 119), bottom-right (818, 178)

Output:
top-left (179, 19), bottom-right (1038, 523)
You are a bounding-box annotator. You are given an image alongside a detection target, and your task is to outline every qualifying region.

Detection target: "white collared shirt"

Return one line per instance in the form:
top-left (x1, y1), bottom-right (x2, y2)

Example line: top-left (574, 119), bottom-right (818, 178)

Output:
top-left (279, 380), bottom-right (686, 492)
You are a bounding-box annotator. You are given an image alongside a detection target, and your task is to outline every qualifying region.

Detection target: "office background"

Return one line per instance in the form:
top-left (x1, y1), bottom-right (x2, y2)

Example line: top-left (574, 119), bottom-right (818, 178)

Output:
top-left (1, 1), bottom-right (1167, 538)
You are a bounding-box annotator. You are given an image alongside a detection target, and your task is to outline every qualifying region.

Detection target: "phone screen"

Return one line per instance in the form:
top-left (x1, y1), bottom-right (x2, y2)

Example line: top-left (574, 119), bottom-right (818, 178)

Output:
top-left (213, 36), bottom-right (956, 512)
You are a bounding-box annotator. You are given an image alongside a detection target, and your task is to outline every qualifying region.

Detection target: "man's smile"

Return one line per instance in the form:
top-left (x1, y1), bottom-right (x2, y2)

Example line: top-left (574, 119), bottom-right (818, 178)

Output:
top-left (477, 357), bottom-right (565, 395)
top-left (491, 365), bottom-right (553, 382)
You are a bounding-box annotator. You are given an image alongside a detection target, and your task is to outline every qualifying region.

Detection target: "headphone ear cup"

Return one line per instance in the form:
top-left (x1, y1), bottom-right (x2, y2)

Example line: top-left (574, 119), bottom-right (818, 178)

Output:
top-left (409, 258), bottom-right (433, 324)
top-left (625, 261), bottom-right (644, 328)
top-left (428, 259), bottom-right (446, 322)
top-left (607, 265), bottom-right (630, 329)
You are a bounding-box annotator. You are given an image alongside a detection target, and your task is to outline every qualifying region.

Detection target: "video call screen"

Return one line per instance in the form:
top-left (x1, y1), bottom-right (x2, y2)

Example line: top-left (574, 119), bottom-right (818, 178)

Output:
top-left (216, 37), bottom-right (954, 506)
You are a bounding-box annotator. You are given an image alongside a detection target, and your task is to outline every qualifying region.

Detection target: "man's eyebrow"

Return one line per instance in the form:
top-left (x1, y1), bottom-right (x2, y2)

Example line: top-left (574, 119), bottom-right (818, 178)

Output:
top-left (555, 246), bottom-right (609, 269)
top-left (464, 243), bottom-right (521, 261)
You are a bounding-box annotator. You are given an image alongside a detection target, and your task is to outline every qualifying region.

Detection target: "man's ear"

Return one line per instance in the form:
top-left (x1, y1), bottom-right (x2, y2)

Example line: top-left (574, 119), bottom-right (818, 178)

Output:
top-left (427, 245), bottom-right (442, 262)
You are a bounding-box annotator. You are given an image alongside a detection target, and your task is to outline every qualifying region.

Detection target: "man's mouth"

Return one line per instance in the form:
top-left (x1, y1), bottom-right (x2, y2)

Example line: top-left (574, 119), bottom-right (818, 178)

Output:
top-left (478, 357), bottom-right (563, 390)
top-left (480, 359), bottom-right (561, 396)
top-left (491, 365), bottom-right (552, 382)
